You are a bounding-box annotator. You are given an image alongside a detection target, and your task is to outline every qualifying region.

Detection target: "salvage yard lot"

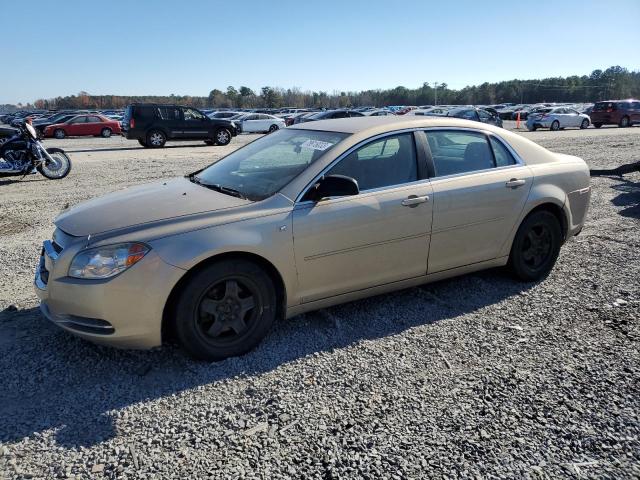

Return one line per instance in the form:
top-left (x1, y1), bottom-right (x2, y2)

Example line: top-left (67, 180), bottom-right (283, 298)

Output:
top-left (0, 124), bottom-right (639, 478)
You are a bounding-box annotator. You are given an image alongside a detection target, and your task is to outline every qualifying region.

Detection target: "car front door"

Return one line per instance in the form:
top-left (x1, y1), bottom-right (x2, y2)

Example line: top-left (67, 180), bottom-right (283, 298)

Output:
top-left (292, 132), bottom-right (433, 303)
top-left (242, 114), bottom-right (260, 133)
top-left (424, 129), bottom-right (533, 273)
top-left (66, 116), bottom-right (88, 135)
top-left (181, 107), bottom-right (209, 139)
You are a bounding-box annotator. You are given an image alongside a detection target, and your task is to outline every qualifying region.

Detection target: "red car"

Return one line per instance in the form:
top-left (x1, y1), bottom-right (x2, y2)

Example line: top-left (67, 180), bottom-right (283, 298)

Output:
top-left (44, 114), bottom-right (122, 139)
top-left (590, 99), bottom-right (640, 128)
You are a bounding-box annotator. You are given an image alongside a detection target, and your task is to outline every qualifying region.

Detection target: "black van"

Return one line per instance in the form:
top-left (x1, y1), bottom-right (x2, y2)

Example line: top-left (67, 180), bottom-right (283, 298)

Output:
top-left (122, 103), bottom-right (238, 148)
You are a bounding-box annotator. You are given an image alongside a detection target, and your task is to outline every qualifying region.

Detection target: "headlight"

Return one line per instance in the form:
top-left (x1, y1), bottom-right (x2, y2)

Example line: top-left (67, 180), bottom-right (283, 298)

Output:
top-left (69, 243), bottom-right (149, 279)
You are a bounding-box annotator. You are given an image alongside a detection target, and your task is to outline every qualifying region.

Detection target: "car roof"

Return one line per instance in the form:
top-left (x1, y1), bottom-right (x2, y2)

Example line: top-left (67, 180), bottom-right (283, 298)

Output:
top-left (291, 115), bottom-right (490, 134)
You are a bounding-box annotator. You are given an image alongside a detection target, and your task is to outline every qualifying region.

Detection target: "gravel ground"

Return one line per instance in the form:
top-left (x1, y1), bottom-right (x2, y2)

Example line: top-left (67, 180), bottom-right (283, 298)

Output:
top-left (0, 124), bottom-right (638, 479)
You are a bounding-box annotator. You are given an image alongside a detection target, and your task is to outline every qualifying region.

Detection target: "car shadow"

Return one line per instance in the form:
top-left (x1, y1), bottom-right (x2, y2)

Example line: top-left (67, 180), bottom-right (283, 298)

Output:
top-left (0, 177), bottom-right (47, 186)
top-left (0, 269), bottom-right (533, 448)
top-left (65, 144), bottom-right (212, 153)
top-left (590, 161), bottom-right (640, 219)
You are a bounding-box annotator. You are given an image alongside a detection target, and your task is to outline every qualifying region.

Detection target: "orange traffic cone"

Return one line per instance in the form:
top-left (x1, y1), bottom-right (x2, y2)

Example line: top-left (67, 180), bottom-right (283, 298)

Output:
top-left (516, 111), bottom-right (521, 129)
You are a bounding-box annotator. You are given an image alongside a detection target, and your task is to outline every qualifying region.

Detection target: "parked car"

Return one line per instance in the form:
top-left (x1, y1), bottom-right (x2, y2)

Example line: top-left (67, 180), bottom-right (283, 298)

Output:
top-left (43, 114), bottom-right (122, 139)
top-left (0, 126), bottom-right (18, 145)
top-left (235, 113), bottom-right (286, 133)
top-left (410, 107), bottom-right (451, 116)
top-left (526, 107), bottom-right (590, 131)
top-left (35, 116), bottom-right (590, 360)
top-left (589, 100), bottom-right (640, 128)
top-left (363, 109), bottom-right (396, 116)
top-left (122, 104), bottom-right (238, 147)
top-left (445, 107), bottom-right (503, 127)
top-left (33, 113), bottom-right (79, 135)
top-left (208, 111), bottom-right (244, 119)
top-left (299, 110), bottom-right (365, 123)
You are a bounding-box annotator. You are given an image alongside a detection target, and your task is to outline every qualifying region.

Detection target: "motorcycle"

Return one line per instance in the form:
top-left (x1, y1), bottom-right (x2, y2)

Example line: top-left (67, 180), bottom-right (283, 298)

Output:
top-left (0, 121), bottom-right (72, 179)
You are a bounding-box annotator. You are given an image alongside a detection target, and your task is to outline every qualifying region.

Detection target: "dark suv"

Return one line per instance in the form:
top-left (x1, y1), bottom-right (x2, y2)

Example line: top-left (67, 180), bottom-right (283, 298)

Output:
top-left (590, 100), bottom-right (640, 128)
top-left (122, 104), bottom-right (238, 147)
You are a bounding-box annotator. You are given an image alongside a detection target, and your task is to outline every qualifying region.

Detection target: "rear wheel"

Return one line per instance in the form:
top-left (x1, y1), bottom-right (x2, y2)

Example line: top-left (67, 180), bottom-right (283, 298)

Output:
top-left (146, 129), bottom-right (166, 148)
top-left (268, 124), bottom-right (279, 133)
top-left (550, 120), bottom-right (560, 131)
top-left (214, 128), bottom-right (231, 146)
top-left (174, 260), bottom-right (277, 361)
top-left (580, 119), bottom-right (589, 129)
top-left (101, 128), bottom-right (112, 138)
top-left (619, 116), bottom-right (630, 128)
top-left (204, 139), bottom-right (215, 146)
top-left (138, 139), bottom-right (148, 147)
top-left (53, 129), bottom-right (65, 139)
top-left (508, 210), bottom-right (562, 281)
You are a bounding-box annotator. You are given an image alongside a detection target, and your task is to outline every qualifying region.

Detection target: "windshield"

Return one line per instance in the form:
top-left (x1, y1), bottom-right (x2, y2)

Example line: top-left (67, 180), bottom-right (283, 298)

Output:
top-left (193, 128), bottom-right (349, 201)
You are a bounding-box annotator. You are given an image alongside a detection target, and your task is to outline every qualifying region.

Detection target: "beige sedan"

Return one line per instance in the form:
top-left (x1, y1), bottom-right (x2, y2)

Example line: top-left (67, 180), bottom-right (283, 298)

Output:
top-left (34, 117), bottom-right (591, 360)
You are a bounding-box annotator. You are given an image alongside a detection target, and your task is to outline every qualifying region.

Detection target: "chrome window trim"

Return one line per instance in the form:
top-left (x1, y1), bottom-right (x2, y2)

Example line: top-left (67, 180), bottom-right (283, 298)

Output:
top-left (294, 126), bottom-right (526, 204)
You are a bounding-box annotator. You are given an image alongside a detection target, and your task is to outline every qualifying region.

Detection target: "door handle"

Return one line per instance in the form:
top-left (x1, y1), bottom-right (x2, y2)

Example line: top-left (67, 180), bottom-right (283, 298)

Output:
top-left (505, 178), bottom-right (526, 188)
top-left (401, 195), bottom-right (430, 207)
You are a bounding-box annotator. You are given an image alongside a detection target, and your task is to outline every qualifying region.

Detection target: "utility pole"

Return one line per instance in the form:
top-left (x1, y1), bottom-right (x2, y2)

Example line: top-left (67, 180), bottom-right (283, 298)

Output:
top-left (434, 82), bottom-right (438, 106)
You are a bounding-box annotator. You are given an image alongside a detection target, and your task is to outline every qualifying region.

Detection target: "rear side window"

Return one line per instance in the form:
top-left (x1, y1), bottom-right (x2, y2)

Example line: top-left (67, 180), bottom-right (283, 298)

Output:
top-left (157, 107), bottom-right (180, 120)
top-left (426, 131), bottom-right (495, 176)
top-left (593, 102), bottom-right (616, 112)
top-left (617, 102), bottom-right (630, 110)
top-left (489, 137), bottom-right (516, 167)
top-left (136, 106), bottom-right (156, 120)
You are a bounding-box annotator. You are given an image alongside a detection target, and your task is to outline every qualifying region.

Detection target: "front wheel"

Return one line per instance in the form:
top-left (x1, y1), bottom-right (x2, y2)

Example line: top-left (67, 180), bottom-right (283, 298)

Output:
top-left (214, 128), bottom-right (231, 146)
top-left (550, 120), bottom-right (560, 131)
top-left (508, 210), bottom-right (562, 281)
top-left (593, 123), bottom-right (602, 129)
top-left (580, 119), bottom-right (589, 129)
top-left (37, 148), bottom-right (72, 180)
top-left (174, 259), bottom-right (277, 361)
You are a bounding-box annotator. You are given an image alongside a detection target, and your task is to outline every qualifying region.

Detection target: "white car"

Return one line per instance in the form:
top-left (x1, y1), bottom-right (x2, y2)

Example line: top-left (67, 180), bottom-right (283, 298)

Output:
top-left (526, 107), bottom-right (591, 131)
top-left (236, 114), bottom-right (286, 133)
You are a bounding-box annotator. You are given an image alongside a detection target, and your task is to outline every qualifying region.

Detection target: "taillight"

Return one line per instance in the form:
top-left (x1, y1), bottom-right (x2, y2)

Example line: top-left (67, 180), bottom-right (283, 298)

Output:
top-left (130, 119), bottom-right (135, 128)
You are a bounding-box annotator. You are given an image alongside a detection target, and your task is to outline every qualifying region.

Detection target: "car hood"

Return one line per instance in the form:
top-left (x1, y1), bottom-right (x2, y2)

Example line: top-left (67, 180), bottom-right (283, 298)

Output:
top-left (55, 177), bottom-right (252, 237)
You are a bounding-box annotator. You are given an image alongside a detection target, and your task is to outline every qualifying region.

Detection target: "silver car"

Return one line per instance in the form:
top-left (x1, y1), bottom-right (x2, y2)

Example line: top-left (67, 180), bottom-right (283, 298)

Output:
top-left (527, 107), bottom-right (591, 131)
top-left (34, 117), bottom-right (591, 360)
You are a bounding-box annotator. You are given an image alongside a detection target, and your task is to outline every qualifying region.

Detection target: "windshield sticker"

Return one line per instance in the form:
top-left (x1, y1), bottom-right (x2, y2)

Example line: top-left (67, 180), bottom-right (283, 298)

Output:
top-left (301, 139), bottom-right (334, 151)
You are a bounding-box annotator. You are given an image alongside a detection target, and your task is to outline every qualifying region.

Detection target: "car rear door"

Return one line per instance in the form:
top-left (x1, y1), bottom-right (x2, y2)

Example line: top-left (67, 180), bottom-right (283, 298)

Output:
top-left (424, 129), bottom-right (533, 273)
top-left (292, 131), bottom-right (432, 302)
top-left (85, 115), bottom-right (103, 135)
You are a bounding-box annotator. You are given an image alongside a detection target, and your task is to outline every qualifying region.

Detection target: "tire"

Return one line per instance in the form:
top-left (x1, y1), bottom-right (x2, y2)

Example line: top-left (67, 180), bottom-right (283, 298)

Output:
top-left (268, 124), bottom-right (279, 133)
top-left (594, 123), bottom-right (602, 129)
top-left (619, 116), bottom-right (630, 128)
top-left (528, 125), bottom-right (537, 132)
top-left (508, 210), bottom-right (562, 282)
top-left (138, 139), bottom-right (148, 147)
top-left (174, 259), bottom-right (277, 361)
top-left (146, 129), bottom-right (166, 148)
top-left (580, 119), bottom-right (589, 129)
top-left (37, 148), bottom-right (72, 180)
top-left (53, 129), bottom-right (65, 139)
top-left (101, 128), bottom-right (112, 138)
top-left (214, 128), bottom-right (231, 146)
top-left (550, 120), bottom-right (560, 131)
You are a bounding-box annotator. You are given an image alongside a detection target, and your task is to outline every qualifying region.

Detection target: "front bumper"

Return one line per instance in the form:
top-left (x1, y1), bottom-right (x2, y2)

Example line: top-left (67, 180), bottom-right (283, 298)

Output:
top-left (34, 238), bottom-right (186, 349)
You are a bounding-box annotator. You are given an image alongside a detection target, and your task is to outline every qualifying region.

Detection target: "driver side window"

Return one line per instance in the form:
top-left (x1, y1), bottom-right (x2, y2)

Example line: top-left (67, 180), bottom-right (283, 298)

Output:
top-left (326, 133), bottom-right (418, 191)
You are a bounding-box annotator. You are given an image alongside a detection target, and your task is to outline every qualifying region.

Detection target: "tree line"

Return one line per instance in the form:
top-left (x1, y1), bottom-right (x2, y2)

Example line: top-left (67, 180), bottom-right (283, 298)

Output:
top-left (25, 66), bottom-right (640, 111)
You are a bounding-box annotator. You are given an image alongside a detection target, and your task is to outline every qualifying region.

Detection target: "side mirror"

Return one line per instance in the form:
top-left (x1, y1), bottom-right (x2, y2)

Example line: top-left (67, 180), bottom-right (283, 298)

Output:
top-left (306, 175), bottom-right (359, 202)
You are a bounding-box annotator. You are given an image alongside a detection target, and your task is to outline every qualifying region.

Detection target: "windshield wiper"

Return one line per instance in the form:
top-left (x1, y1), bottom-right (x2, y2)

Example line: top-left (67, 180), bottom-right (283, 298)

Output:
top-left (188, 174), bottom-right (247, 200)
